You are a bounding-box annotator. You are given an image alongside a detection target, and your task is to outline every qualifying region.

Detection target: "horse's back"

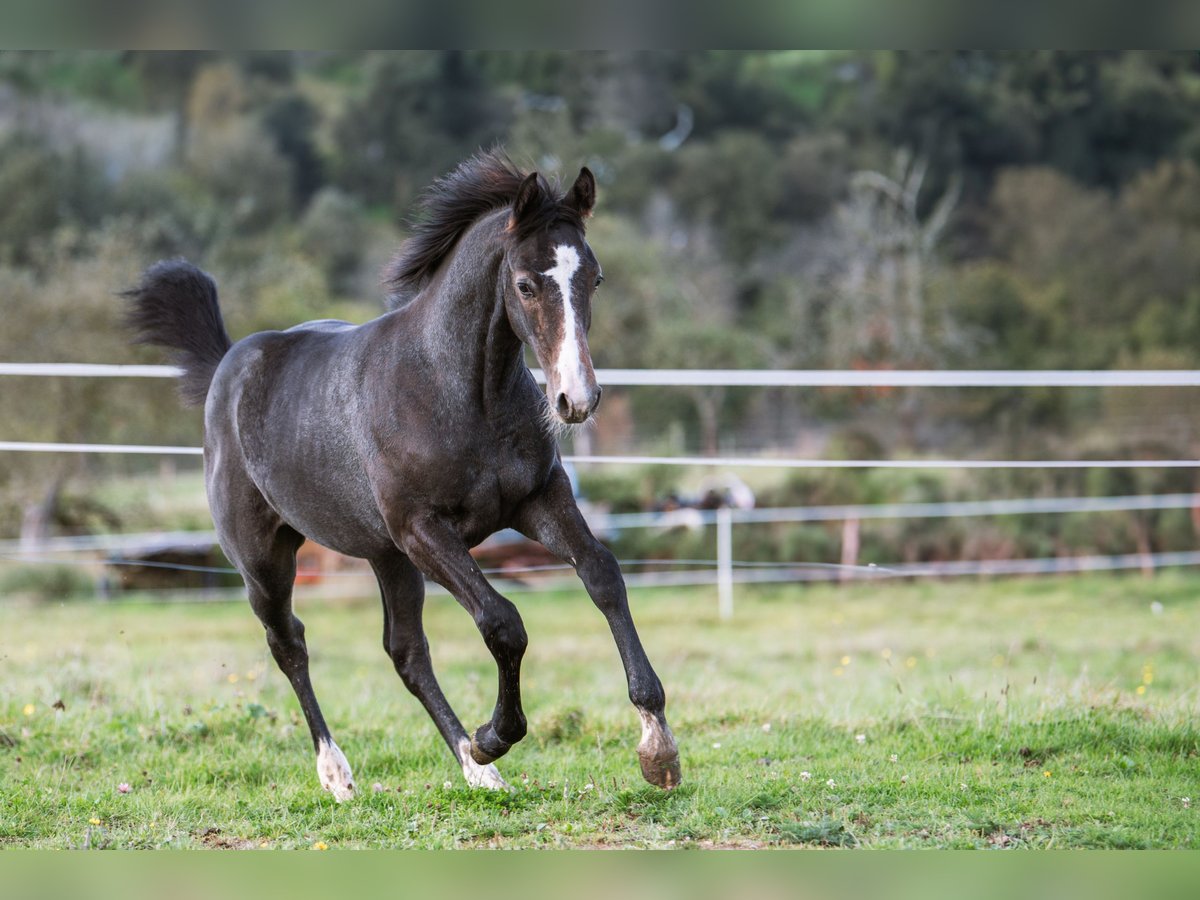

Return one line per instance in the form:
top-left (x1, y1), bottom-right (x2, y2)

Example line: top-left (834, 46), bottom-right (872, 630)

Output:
top-left (285, 319), bottom-right (356, 335)
top-left (208, 324), bottom-right (358, 409)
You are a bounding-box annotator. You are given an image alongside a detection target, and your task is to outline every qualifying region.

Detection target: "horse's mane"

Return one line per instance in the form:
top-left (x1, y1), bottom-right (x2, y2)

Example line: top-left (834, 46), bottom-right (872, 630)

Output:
top-left (384, 149), bottom-right (582, 309)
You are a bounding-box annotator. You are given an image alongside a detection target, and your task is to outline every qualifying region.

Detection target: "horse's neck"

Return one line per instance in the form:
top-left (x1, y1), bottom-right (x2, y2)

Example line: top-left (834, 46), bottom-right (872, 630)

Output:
top-left (413, 225), bottom-right (527, 410)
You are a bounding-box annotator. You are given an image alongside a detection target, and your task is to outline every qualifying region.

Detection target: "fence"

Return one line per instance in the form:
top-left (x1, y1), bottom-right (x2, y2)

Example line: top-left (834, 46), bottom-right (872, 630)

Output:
top-left (4, 364), bottom-right (1200, 617)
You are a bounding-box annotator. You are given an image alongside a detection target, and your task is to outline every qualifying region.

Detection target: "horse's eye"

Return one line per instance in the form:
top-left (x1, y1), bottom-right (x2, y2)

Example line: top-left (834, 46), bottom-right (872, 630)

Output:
top-left (516, 280), bottom-right (535, 298)
top-left (594, 275), bottom-right (605, 289)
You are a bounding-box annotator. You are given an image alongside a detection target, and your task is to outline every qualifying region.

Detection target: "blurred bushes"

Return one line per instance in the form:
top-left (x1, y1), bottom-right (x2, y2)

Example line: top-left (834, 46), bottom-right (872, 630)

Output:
top-left (1, 51), bottom-right (1200, 558)
top-left (297, 188), bottom-right (368, 293)
top-left (0, 563), bottom-right (94, 602)
top-left (0, 133), bottom-right (109, 265)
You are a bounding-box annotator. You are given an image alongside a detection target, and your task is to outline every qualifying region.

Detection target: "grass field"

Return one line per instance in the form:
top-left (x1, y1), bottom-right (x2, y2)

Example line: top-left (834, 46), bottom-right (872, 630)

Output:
top-left (2, 573), bottom-right (1199, 849)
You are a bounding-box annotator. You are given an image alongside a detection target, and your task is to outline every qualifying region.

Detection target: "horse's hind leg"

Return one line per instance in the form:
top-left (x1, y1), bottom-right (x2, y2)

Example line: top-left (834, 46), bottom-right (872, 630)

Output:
top-left (219, 498), bottom-right (355, 801)
top-left (371, 552), bottom-right (508, 789)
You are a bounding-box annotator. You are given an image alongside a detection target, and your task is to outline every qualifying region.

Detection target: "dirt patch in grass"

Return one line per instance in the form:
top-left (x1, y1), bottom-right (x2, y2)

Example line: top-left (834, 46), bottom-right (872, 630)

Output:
top-left (198, 827), bottom-right (258, 850)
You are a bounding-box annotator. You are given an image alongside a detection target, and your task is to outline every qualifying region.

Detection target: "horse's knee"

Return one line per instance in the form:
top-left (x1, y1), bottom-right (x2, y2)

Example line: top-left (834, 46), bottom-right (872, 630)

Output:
top-left (388, 638), bottom-right (432, 693)
top-left (262, 614), bottom-right (307, 669)
top-left (477, 601), bottom-right (528, 661)
top-left (578, 546), bottom-right (626, 611)
top-left (578, 543), bottom-right (620, 580)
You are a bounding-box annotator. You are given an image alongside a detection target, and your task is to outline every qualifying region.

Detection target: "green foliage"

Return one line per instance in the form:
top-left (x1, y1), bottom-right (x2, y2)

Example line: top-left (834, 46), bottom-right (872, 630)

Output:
top-left (0, 134), bottom-right (109, 265)
top-left (3, 51), bottom-right (1200, 547)
top-left (332, 52), bottom-right (506, 213)
top-left (296, 188), bottom-right (368, 292)
top-left (672, 131), bottom-right (786, 263)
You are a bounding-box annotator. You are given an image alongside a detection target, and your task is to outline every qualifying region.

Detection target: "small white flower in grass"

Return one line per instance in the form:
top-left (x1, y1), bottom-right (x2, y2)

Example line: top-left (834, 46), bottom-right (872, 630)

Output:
top-left (900, 775), bottom-right (909, 784)
top-left (1151, 601), bottom-right (1164, 615)
top-left (372, 783), bottom-right (384, 793)
top-left (1183, 797), bottom-right (1192, 809)
top-left (826, 779), bottom-right (837, 788)
top-left (762, 723), bottom-right (772, 733)
top-left (443, 781), bottom-right (452, 789)
top-left (855, 734), bottom-right (866, 744)
top-left (712, 742), bottom-right (721, 749)
top-left (889, 754), bottom-right (899, 763)
top-left (799, 771), bottom-right (812, 782)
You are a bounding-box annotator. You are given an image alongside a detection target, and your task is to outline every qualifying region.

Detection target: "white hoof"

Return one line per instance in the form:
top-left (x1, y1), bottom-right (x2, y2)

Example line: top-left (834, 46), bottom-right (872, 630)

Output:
top-left (316, 739), bottom-right (356, 802)
top-left (458, 738), bottom-right (510, 790)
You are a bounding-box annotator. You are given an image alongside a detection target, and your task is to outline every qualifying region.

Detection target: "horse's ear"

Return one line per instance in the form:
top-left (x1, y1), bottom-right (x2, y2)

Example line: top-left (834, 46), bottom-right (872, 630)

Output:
top-left (509, 172), bottom-right (544, 232)
top-left (566, 167), bottom-right (596, 218)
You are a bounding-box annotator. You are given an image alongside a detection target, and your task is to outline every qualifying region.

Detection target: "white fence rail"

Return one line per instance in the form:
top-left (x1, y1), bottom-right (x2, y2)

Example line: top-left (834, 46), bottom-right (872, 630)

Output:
top-left (7, 363), bottom-right (1200, 387)
top-left (2, 440), bottom-right (1200, 471)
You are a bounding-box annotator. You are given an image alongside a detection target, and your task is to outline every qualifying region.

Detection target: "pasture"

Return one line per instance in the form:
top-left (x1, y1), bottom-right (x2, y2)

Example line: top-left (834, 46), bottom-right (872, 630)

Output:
top-left (2, 573), bottom-right (1199, 849)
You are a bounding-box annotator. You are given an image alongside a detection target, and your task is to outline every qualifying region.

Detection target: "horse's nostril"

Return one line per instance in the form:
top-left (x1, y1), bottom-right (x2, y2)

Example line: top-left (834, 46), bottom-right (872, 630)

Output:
top-left (556, 393), bottom-right (570, 418)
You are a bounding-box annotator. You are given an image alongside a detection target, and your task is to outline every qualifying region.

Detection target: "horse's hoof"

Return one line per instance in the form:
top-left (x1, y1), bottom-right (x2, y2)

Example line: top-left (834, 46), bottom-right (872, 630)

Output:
top-left (463, 759), bottom-right (511, 790)
top-left (639, 750), bottom-right (682, 790)
top-left (470, 725), bottom-right (512, 765)
top-left (316, 739), bottom-right (356, 802)
top-left (456, 736), bottom-right (511, 790)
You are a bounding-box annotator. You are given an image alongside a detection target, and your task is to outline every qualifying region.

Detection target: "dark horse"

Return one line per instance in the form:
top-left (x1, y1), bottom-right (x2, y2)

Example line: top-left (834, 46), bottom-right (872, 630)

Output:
top-left (125, 151), bottom-right (680, 798)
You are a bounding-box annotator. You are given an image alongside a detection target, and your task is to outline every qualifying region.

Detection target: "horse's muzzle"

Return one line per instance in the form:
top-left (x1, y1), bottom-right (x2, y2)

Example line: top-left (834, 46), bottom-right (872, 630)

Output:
top-left (555, 384), bottom-right (602, 424)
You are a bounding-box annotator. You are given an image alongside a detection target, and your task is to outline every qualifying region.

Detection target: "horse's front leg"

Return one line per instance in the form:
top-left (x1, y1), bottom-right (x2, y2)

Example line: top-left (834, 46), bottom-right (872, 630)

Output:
top-left (399, 516), bottom-right (529, 766)
top-left (516, 467), bottom-right (681, 789)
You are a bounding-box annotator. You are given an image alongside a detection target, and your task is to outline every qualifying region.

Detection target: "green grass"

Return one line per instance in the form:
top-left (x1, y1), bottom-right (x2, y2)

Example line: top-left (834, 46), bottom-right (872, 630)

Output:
top-left (2, 573), bottom-right (1199, 849)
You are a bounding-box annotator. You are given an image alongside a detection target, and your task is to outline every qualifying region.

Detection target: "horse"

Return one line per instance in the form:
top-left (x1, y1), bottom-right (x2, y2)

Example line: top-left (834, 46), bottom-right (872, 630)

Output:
top-left (124, 150), bottom-right (681, 800)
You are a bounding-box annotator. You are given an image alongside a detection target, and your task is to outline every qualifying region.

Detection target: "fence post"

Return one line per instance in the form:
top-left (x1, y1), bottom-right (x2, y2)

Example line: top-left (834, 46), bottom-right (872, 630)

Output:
top-left (716, 506), bottom-right (734, 619)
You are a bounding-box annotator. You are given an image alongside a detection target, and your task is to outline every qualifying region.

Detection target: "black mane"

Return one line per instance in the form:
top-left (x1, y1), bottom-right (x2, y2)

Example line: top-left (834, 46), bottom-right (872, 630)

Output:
top-left (384, 149), bottom-right (583, 309)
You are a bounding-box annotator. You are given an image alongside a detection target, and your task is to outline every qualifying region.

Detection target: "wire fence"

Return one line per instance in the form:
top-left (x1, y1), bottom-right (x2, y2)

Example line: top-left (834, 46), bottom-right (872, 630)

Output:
top-left (4, 364), bottom-right (1200, 615)
top-left (4, 439), bottom-right (1200, 469)
top-left (3, 489), bottom-right (1198, 614)
top-left (6, 490), bottom-right (1198, 554)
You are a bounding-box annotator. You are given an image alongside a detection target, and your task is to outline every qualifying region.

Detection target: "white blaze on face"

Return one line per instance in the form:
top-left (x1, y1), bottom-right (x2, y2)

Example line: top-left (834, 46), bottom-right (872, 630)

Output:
top-left (542, 244), bottom-right (587, 402)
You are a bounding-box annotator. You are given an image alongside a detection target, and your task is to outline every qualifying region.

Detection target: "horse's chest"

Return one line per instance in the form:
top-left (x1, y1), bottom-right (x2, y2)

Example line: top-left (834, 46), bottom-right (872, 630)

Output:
top-left (471, 445), bottom-right (546, 508)
top-left (451, 437), bottom-right (551, 530)
top-left (370, 409), bottom-right (554, 543)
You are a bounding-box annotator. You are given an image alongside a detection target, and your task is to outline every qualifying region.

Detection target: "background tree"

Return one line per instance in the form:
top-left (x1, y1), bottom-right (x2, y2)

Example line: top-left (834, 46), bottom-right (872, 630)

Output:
top-left (2, 50), bottom-right (1200, 556)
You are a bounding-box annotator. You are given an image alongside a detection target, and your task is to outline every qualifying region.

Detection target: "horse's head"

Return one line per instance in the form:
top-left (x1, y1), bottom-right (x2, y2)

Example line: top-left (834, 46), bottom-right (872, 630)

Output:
top-left (502, 167), bottom-right (603, 425)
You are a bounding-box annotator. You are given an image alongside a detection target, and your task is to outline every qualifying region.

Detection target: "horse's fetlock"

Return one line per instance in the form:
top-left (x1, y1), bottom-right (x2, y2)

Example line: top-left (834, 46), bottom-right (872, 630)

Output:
top-left (629, 677), bottom-right (666, 714)
top-left (500, 715), bottom-right (527, 745)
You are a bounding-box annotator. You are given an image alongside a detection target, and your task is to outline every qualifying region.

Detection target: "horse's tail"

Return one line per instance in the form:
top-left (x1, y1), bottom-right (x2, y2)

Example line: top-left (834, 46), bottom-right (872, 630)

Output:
top-left (123, 260), bottom-right (233, 408)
